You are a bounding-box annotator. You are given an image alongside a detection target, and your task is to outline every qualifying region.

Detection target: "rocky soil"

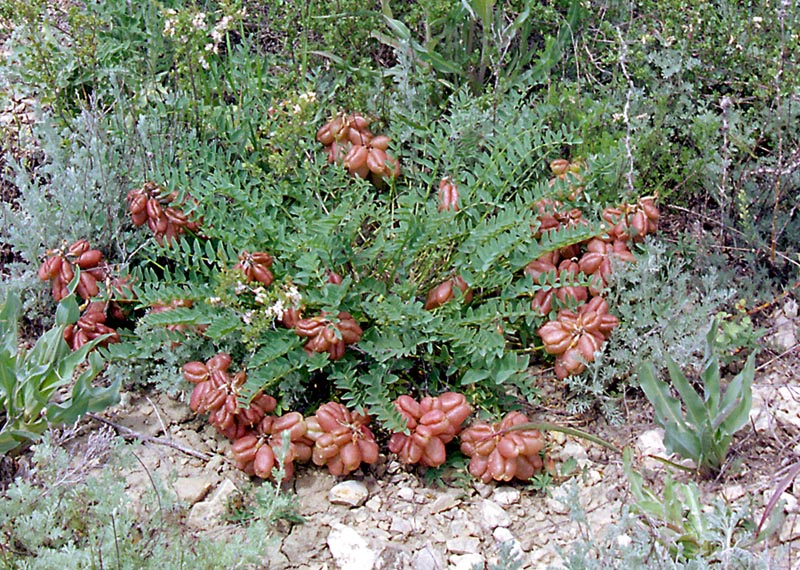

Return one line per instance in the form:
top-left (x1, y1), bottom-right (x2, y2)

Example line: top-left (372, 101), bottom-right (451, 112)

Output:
top-left (91, 300), bottom-right (800, 570)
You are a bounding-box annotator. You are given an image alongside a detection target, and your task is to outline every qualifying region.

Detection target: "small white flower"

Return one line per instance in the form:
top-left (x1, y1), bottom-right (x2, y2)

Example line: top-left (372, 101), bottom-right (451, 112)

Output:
top-left (284, 284), bottom-right (302, 306)
top-left (298, 91), bottom-right (317, 104)
top-left (235, 282), bottom-right (248, 295)
top-left (242, 310), bottom-right (254, 325)
top-left (199, 55), bottom-right (210, 70)
top-left (266, 299), bottom-right (286, 320)
top-left (163, 19), bottom-right (176, 37)
top-left (211, 29), bottom-right (223, 43)
top-left (254, 287), bottom-right (270, 305)
top-left (192, 12), bottom-right (207, 30)
top-left (207, 296), bottom-right (222, 305)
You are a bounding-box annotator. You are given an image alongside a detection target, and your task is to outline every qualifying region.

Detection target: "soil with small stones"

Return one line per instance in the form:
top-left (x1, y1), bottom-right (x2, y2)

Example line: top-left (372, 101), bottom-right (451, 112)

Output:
top-left (27, 313), bottom-right (796, 570)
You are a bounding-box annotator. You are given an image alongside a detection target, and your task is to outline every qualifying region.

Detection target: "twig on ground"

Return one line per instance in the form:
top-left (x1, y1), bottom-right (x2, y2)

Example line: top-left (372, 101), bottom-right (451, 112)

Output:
top-left (86, 413), bottom-right (213, 461)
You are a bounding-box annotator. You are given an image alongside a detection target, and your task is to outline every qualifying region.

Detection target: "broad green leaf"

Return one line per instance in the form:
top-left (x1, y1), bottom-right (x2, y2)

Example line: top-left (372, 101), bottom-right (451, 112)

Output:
top-left (55, 293), bottom-right (80, 326)
top-left (665, 356), bottom-right (705, 428)
top-left (638, 362), bottom-right (701, 460)
top-left (47, 352), bottom-right (120, 425)
top-left (715, 352), bottom-right (755, 434)
top-left (0, 294), bottom-right (20, 357)
top-left (701, 353), bottom-right (721, 412)
top-left (383, 16), bottom-right (411, 41)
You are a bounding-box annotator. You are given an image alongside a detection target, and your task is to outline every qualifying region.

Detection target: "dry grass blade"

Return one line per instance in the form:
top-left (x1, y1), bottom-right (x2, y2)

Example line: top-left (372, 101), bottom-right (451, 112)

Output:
top-left (756, 459), bottom-right (800, 538)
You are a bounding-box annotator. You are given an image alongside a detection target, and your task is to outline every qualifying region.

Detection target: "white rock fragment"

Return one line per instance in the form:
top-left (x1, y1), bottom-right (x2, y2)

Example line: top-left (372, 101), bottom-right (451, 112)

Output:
top-left (492, 486), bottom-right (521, 506)
top-left (636, 428), bottom-right (668, 469)
top-left (493, 526), bottom-right (525, 560)
top-left (560, 440), bottom-right (590, 468)
top-left (449, 553), bottom-right (484, 570)
top-left (174, 476), bottom-right (212, 505)
top-left (428, 491), bottom-right (461, 514)
top-left (329, 480), bottom-right (369, 507)
top-left (545, 485), bottom-right (572, 515)
top-left (397, 486), bottom-right (415, 502)
top-left (481, 499), bottom-right (511, 529)
top-left (446, 536), bottom-right (481, 555)
top-left (413, 543), bottom-right (446, 570)
top-left (187, 478), bottom-right (238, 529)
top-left (327, 523), bottom-right (377, 570)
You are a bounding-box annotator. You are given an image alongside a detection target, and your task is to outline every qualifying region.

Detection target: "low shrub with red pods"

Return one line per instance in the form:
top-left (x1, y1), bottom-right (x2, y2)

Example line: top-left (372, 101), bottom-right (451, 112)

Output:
top-left (234, 251), bottom-right (274, 287)
top-left (306, 402), bottom-right (379, 476)
top-left (437, 177), bottom-right (459, 212)
top-left (460, 411), bottom-right (546, 483)
top-left (424, 275), bottom-right (472, 310)
top-left (388, 392), bottom-right (472, 467)
top-left (537, 297), bottom-right (619, 379)
top-left (316, 112), bottom-right (400, 184)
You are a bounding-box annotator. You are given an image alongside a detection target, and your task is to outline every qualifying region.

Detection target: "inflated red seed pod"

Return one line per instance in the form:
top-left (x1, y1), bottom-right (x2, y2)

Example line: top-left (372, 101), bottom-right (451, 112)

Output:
top-left (294, 312), bottom-right (363, 360)
top-left (127, 181), bottom-right (202, 245)
top-left (537, 296), bottom-right (618, 379)
top-left (187, 353), bottom-right (277, 439)
top-left (438, 177), bottom-right (459, 212)
top-left (234, 250), bottom-right (274, 287)
top-left (460, 412), bottom-right (545, 483)
top-left (424, 275), bottom-right (472, 310)
top-left (63, 301), bottom-right (120, 351)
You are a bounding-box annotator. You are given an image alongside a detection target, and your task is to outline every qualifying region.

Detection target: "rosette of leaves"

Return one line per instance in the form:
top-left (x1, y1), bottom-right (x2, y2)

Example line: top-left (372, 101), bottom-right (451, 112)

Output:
top-left (538, 297), bottom-right (620, 379)
top-left (602, 197), bottom-right (659, 242)
top-left (183, 353), bottom-right (278, 440)
top-left (126, 181), bottom-right (201, 245)
top-left (63, 301), bottom-right (120, 351)
top-left (294, 311), bottom-right (363, 360)
top-left (306, 402), bottom-right (379, 476)
top-left (388, 392), bottom-right (472, 467)
top-left (459, 412), bottom-right (545, 483)
top-left (316, 112), bottom-right (400, 183)
top-left (0, 293), bottom-right (120, 454)
top-left (231, 412), bottom-right (313, 480)
top-left (424, 275), bottom-right (473, 310)
top-left (38, 238), bottom-right (105, 302)
top-left (234, 251), bottom-right (274, 287)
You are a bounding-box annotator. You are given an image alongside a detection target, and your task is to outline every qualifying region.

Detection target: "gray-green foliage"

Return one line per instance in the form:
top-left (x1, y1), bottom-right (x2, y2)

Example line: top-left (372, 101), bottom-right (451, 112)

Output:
top-left (0, 430), bottom-right (281, 569)
top-left (0, 104), bottom-right (146, 316)
top-left (638, 323), bottom-right (755, 477)
top-left (565, 240), bottom-right (737, 419)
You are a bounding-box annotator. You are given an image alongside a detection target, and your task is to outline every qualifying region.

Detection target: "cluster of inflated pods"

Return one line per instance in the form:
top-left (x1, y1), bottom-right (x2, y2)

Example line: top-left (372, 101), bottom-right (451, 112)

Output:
top-left (127, 181), bottom-right (202, 245)
top-left (529, 159), bottom-right (659, 378)
top-left (184, 353), bottom-right (548, 483)
top-left (316, 112), bottom-right (400, 184)
top-left (38, 239), bottom-right (123, 350)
